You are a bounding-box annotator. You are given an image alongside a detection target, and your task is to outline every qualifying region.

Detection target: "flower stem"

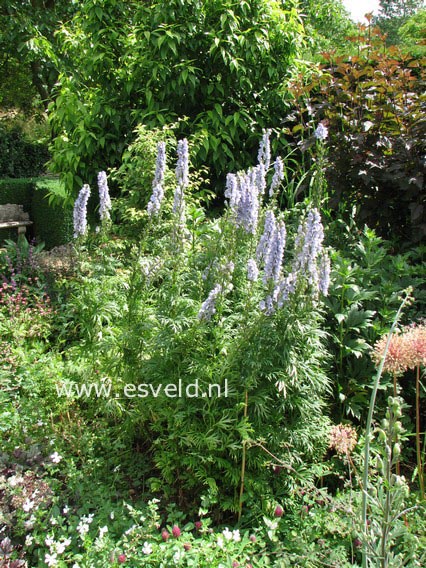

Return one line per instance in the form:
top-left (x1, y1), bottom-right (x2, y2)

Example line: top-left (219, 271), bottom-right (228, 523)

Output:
top-left (361, 290), bottom-right (411, 568)
top-left (416, 364), bottom-right (424, 500)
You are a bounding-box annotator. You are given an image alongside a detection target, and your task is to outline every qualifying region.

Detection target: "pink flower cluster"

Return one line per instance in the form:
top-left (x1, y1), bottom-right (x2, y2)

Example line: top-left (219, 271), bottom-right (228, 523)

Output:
top-left (329, 423), bottom-right (358, 456)
top-left (371, 323), bottom-right (426, 374)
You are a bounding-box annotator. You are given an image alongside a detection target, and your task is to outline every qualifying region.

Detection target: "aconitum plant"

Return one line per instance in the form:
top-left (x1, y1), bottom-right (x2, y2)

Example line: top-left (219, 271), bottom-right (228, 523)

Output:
top-left (147, 141), bottom-right (166, 217)
top-left (97, 171), bottom-right (112, 221)
top-left (73, 184), bottom-right (91, 238)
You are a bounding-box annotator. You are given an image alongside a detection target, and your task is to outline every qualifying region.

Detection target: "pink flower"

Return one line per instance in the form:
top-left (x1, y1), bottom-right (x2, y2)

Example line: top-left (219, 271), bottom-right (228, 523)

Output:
top-left (117, 554), bottom-right (126, 564)
top-left (161, 530), bottom-right (170, 541)
top-left (274, 505), bottom-right (283, 517)
top-left (172, 525), bottom-right (181, 538)
top-left (194, 521), bottom-right (202, 530)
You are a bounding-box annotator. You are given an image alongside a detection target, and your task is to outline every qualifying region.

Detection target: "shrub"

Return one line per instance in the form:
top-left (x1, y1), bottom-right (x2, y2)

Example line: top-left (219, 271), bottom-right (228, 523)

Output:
top-left (47, 0), bottom-right (304, 196)
top-left (62, 131), bottom-right (332, 515)
top-left (289, 26), bottom-right (426, 246)
top-left (31, 179), bottom-right (74, 249)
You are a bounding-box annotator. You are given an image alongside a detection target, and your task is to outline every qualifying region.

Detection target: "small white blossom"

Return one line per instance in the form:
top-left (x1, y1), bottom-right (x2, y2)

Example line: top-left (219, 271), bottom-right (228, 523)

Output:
top-left (25, 535), bottom-right (33, 547)
top-left (232, 529), bottom-right (241, 542)
top-left (50, 452), bottom-right (62, 464)
top-left (142, 542), bottom-right (153, 555)
top-left (216, 535), bottom-right (224, 549)
top-left (63, 505), bottom-right (70, 515)
top-left (99, 526), bottom-right (108, 539)
top-left (8, 475), bottom-right (23, 488)
top-left (222, 527), bottom-right (233, 541)
top-left (44, 552), bottom-right (58, 567)
top-left (23, 499), bottom-right (35, 512)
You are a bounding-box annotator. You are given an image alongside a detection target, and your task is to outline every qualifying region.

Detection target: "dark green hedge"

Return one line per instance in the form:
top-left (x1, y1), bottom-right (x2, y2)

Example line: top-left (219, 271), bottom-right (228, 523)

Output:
top-left (0, 178), bottom-right (73, 249)
top-left (32, 179), bottom-right (74, 250)
top-left (0, 127), bottom-right (50, 178)
top-left (0, 178), bottom-right (33, 209)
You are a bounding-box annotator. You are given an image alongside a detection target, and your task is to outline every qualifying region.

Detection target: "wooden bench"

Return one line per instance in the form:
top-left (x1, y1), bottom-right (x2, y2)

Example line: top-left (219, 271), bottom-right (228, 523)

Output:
top-left (0, 204), bottom-right (33, 236)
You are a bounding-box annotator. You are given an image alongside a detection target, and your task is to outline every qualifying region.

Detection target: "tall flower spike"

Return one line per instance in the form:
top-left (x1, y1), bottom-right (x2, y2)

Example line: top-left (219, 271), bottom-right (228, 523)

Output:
top-left (224, 173), bottom-right (240, 210)
top-left (147, 141), bottom-right (166, 217)
top-left (269, 157), bottom-right (284, 196)
top-left (198, 284), bottom-right (222, 321)
top-left (293, 208), bottom-right (324, 288)
top-left (73, 184), bottom-right (91, 238)
top-left (256, 210), bottom-right (276, 263)
top-left (247, 258), bottom-right (259, 282)
top-left (318, 252), bottom-right (331, 296)
top-left (263, 220), bottom-right (286, 285)
top-left (97, 171), bottom-right (112, 221)
top-left (173, 138), bottom-right (189, 222)
top-left (235, 171), bottom-right (259, 234)
top-left (258, 128), bottom-right (272, 170)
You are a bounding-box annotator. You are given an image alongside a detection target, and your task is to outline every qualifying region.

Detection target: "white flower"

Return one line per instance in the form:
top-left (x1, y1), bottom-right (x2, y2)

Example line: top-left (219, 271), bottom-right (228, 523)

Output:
top-left (50, 452), bottom-right (62, 464)
top-left (25, 535), bottom-right (33, 547)
top-left (232, 529), bottom-right (241, 542)
top-left (110, 511), bottom-right (114, 520)
top-left (222, 527), bottom-right (233, 540)
top-left (44, 552), bottom-right (58, 567)
top-left (63, 505), bottom-right (70, 515)
top-left (216, 536), bottom-right (224, 549)
top-left (76, 521), bottom-right (90, 538)
top-left (173, 549), bottom-right (184, 564)
top-left (23, 499), bottom-right (35, 512)
top-left (55, 539), bottom-right (70, 555)
top-left (8, 475), bottom-right (23, 487)
top-left (24, 515), bottom-right (36, 529)
top-left (99, 526), bottom-right (108, 539)
top-left (45, 536), bottom-right (54, 548)
top-left (72, 564), bottom-right (81, 568)
top-left (50, 517), bottom-right (58, 525)
top-left (142, 542), bottom-right (153, 555)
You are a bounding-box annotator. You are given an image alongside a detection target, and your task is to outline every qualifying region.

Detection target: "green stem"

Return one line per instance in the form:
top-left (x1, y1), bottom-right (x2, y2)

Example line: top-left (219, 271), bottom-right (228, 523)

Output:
top-left (361, 290), bottom-right (411, 568)
top-left (238, 389), bottom-right (249, 522)
top-left (416, 364), bottom-right (424, 500)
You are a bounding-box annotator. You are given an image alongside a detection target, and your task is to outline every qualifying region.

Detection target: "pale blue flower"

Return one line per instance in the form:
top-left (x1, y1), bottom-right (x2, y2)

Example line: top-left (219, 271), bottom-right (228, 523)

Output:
top-left (318, 252), bottom-right (331, 295)
top-left (147, 141), bottom-right (166, 217)
top-left (314, 123), bottom-right (328, 141)
top-left (269, 156), bottom-right (284, 196)
top-left (73, 184), bottom-right (91, 238)
top-left (198, 284), bottom-right (222, 321)
top-left (258, 128), bottom-right (272, 170)
top-left (263, 220), bottom-right (286, 284)
top-left (97, 171), bottom-right (111, 221)
top-left (173, 139), bottom-right (189, 222)
top-left (247, 258), bottom-right (259, 282)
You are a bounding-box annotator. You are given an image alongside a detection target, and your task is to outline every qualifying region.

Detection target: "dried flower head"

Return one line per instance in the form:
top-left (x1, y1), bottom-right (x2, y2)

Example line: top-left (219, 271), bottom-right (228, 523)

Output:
top-left (329, 423), bottom-right (358, 456)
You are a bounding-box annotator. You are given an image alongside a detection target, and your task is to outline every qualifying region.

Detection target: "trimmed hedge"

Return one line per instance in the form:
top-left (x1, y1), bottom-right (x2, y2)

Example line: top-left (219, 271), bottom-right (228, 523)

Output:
top-left (32, 179), bottom-right (74, 250)
top-left (0, 126), bottom-right (50, 178)
top-left (0, 178), bottom-right (73, 249)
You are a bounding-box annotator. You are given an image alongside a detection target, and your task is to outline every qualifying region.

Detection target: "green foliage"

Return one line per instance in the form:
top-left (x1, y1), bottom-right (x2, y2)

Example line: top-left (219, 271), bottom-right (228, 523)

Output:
top-left (0, 0), bottom-right (78, 109)
top-left (399, 8), bottom-right (426, 56)
top-left (374, 0), bottom-right (425, 45)
top-left (290, 26), bottom-right (426, 246)
top-left (298, 0), bottom-right (357, 55)
top-left (46, 0), bottom-right (304, 196)
top-left (0, 123), bottom-right (50, 178)
top-left (324, 219), bottom-right (426, 420)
